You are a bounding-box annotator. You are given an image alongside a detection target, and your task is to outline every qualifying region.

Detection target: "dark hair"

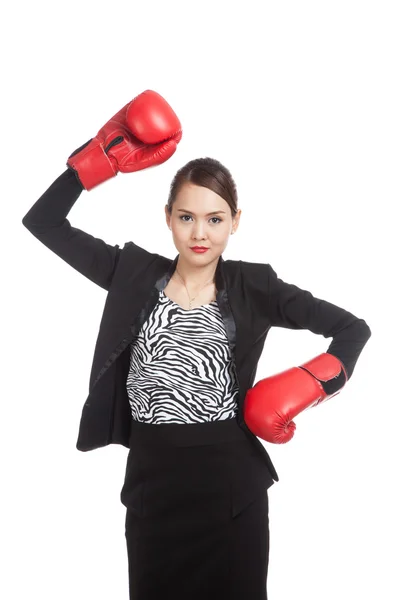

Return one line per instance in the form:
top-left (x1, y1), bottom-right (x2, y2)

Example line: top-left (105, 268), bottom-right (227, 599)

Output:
top-left (166, 157), bottom-right (238, 218)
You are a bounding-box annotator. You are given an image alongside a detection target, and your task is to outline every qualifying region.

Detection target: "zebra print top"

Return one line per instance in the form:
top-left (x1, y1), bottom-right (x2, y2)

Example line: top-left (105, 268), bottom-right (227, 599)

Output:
top-left (126, 289), bottom-right (240, 423)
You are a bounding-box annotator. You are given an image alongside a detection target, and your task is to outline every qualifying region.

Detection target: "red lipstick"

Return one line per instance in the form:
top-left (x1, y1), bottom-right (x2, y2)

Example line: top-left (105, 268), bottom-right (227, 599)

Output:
top-left (191, 246), bottom-right (209, 253)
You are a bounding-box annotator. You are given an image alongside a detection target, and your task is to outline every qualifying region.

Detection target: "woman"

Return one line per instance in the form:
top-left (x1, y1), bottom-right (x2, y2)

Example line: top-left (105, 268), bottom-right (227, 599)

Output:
top-left (21, 90), bottom-right (372, 600)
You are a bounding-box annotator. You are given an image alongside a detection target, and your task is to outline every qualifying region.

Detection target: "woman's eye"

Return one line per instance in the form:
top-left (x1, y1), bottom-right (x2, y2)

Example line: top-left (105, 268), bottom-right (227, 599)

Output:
top-left (180, 215), bottom-right (222, 224)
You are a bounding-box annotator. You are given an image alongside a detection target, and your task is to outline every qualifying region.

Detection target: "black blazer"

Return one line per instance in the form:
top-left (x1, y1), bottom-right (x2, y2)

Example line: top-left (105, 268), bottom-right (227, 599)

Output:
top-left (22, 168), bottom-right (372, 483)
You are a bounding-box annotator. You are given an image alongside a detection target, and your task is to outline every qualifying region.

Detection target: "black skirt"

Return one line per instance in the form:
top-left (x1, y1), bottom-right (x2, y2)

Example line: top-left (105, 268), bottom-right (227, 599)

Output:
top-left (120, 416), bottom-right (275, 600)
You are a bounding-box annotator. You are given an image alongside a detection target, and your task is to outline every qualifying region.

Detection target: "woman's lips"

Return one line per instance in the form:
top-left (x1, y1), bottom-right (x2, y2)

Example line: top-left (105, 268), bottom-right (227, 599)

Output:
top-left (191, 247), bottom-right (209, 253)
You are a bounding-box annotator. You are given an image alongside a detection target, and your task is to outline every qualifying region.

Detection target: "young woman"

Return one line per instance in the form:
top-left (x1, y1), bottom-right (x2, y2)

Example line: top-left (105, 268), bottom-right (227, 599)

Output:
top-left (22, 90), bottom-right (372, 600)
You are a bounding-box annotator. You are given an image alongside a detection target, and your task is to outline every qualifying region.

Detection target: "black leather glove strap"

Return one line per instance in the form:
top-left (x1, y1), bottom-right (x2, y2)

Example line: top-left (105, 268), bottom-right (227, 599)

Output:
top-left (68, 138), bottom-right (93, 159)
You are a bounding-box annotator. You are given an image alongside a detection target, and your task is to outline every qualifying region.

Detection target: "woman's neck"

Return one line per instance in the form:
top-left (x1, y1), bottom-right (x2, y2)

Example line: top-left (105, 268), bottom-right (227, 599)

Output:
top-left (174, 255), bottom-right (219, 288)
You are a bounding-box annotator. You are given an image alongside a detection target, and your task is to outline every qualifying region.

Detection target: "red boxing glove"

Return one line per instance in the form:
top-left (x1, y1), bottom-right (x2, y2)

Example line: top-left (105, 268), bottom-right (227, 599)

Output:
top-left (244, 353), bottom-right (348, 444)
top-left (67, 90), bottom-right (182, 191)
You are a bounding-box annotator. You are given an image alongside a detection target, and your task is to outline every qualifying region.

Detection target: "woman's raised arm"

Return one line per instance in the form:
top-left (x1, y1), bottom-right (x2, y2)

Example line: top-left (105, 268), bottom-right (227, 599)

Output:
top-left (22, 168), bottom-right (121, 291)
top-left (22, 90), bottom-right (182, 291)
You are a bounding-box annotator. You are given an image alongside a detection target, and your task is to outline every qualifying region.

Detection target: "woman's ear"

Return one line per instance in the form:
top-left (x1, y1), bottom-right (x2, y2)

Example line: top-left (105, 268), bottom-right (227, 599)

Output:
top-left (231, 209), bottom-right (241, 234)
top-left (165, 204), bottom-right (171, 229)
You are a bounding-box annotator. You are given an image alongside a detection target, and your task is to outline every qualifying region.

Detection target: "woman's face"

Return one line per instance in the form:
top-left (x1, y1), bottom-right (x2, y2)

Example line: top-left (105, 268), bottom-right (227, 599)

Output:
top-left (165, 183), bottom-right (241, 262)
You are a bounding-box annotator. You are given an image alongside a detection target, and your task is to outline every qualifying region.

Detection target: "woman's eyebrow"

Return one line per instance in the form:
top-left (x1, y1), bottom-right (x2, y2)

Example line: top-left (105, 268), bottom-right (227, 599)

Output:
top-left (176, 209), bottom-right (226, 215)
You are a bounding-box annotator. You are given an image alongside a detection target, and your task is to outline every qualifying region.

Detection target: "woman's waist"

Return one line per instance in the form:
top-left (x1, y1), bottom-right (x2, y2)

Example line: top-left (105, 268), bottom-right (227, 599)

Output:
top-left (128, 415), bottom-right (249, 448)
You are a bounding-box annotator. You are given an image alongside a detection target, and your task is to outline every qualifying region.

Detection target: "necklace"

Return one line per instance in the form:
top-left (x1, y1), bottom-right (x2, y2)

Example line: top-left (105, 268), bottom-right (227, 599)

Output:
top-left (174, 268), bottom-right (215, 310)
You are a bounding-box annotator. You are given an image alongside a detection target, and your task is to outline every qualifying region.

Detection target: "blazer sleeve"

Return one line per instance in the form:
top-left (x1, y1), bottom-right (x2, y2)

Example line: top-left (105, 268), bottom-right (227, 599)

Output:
top-left (21, 168), bottom-right (121, 291)
top-left (265, 263), bottom-right (372, 380)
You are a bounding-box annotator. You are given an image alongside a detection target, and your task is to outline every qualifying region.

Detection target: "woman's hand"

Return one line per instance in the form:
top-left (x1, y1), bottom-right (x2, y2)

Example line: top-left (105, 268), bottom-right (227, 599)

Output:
top-left (244, 352), bottom-right (347, 443)
top-left (67, 90), bottom-right (182, 191)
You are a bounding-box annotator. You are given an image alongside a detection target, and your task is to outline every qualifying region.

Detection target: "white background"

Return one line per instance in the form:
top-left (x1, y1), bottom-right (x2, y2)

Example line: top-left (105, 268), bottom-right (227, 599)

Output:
top-left (2, 1), bottom-right (399, 598)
